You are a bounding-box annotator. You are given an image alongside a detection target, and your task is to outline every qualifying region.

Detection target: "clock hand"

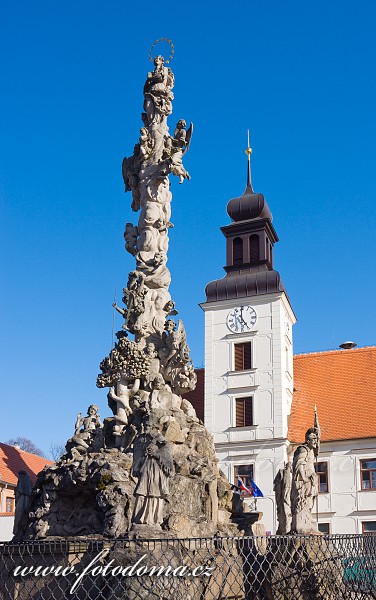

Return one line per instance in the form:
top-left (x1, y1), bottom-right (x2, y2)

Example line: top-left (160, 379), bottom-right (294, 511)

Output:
top-left (239, 307), bottom-right (245, 331)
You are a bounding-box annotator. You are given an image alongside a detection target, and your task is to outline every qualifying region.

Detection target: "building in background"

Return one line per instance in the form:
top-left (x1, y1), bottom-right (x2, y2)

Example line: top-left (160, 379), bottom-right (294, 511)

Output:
top-left (186, 149), bottom-right (376, 534)
top-left (0, 443), bottom-right (53, 541)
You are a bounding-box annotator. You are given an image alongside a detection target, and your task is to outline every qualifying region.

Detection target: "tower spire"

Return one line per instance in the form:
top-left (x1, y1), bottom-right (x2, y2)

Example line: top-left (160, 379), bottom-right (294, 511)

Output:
top-left (245, 129), bottom-right (254, 193)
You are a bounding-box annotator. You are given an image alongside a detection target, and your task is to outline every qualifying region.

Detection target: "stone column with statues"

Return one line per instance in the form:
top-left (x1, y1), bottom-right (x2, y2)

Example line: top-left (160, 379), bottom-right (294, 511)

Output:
top-left (14, 41), bottom-right (247, 542)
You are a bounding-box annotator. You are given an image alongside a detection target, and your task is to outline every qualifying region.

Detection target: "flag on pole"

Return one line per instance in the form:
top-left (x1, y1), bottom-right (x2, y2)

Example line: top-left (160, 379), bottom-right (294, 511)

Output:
top-left (236, 477), bottom-right (264, 498)
top-left (250, 479), bottom-right (264, 498)
top-left (237, 477), bottom-right (253, 495)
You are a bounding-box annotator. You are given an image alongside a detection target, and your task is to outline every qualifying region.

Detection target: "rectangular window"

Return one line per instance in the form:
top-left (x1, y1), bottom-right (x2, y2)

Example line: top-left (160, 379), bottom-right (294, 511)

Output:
top-left (315, 462), bottom-right (329, 493)
top-left (360, 460), bottom-right (376, 490)
top-left (362, 521), bottom-right (376, 533)
top-left (234, 342), bottom-right (252, 371)
top-left (235, 464), bottom-right (254, 495)
top-left (5, 497), bottom-right (14, 513)
top-left (235, 397), bottom-right (253, 427)
top-left (318, 523), bottom-right (330, 534)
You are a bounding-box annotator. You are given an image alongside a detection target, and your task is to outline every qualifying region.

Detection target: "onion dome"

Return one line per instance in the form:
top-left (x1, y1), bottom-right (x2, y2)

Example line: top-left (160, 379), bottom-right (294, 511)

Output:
top-left (227, 188), bottom-right (272, 222)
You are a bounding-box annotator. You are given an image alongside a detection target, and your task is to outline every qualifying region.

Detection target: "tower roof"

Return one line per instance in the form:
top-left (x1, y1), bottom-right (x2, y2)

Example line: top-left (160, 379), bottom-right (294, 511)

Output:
top-left (204, 140), bottom-right (286, 304)
top-left (227, 190), bottom-right (272, 223)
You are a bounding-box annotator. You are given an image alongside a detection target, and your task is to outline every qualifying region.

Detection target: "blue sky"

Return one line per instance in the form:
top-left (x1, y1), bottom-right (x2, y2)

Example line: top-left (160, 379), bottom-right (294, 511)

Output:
top-left (1, 1), bottom-right (375, 456)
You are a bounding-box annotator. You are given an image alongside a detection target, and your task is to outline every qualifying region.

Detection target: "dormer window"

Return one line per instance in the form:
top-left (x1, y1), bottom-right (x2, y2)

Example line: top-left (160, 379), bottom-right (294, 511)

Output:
top-left (232, 237), bottom-right (243, 265)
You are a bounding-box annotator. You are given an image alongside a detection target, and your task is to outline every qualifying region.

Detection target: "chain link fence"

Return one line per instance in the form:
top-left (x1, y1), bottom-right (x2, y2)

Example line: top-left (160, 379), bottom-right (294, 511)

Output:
top-left (0, 534), bottom-right (375, 599)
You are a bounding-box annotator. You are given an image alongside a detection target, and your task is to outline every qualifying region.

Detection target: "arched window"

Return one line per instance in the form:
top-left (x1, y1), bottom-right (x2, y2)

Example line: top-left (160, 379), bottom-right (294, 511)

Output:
top-left (233, 237), bottom-right (243, 265)
top-left (249, 235), bottom-right (260, 264)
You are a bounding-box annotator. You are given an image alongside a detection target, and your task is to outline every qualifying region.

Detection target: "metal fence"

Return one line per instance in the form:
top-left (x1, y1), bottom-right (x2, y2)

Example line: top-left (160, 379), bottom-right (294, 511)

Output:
top-left (0, 534), bottom-right (375, 599)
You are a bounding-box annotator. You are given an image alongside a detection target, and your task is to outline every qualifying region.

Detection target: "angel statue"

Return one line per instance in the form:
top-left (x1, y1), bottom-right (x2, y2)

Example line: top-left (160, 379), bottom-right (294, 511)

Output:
top-left (112, 271), bottom-right (148, 335)
top-left (158, 319), bottom-right (190, 368)
top-left (163, 119), bottom-right (193, 183)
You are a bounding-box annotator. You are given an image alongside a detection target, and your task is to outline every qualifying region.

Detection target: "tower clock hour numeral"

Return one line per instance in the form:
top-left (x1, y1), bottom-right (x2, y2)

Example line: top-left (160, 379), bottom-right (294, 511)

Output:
top-left (227, 306), bottom-right (257, 333)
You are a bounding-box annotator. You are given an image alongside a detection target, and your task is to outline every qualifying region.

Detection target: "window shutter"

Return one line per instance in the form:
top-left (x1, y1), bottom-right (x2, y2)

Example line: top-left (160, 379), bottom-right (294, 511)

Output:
top-left (234, 344), bottom-right (244, 371)
top-left (243, 343), bottom-right (252, 370)
top-left (235, 398), bottom-right (245, 427)
top-left (234, 343), bottom-right (252, 371)
top-left (235, 397), bottom-right (253, 427)
top-left (244, 397), bottom-right (253, 426)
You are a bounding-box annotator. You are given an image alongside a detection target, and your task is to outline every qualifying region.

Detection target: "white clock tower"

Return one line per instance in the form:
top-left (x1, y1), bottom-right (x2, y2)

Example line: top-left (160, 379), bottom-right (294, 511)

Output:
top-left (200, 146), bottom-right (296, 533)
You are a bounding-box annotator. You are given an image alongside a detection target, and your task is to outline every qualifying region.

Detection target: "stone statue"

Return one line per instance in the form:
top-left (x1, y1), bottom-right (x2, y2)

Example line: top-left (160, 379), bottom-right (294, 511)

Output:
top-left (13, 471), bottom-right (33, 534)
top-left (273, 462), bottom-right (292, 534)
top-left (166, 119), bottom-right (193, 183)
top-left (291, 428), bottom-right (320, 534)
top-left (75, 404), bottom-right (102, 433)
top-left (111, 271), bottom-right (148, 337)
top-left (149, 374), bottom-right (181, 411)
top-left (139, 127), bottom-right (154, 159)
top-left (143, 342), bottom-right (161, 389)
top-left (65, 404), bottom-right (103, 456)
top-left (170, 363), bottom-right (197, 395)
top-left (132, 433), bottom-right (174, 528)
top-left (124, 222), bottom-right (138, 255)
top-left (108, 378), bottom-right (140, 439)
top-left (159, 319), bottom-right (190, 368)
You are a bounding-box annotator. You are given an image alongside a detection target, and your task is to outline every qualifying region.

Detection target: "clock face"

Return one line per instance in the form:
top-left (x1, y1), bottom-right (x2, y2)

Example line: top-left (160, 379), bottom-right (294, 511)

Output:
top-left (227, 306), bottom-right (257, 333)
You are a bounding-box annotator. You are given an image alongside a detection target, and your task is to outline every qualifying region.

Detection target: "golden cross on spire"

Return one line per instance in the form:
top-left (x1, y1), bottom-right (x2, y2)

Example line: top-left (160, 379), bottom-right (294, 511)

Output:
top-left (245, 129), bottom-right (253, 191)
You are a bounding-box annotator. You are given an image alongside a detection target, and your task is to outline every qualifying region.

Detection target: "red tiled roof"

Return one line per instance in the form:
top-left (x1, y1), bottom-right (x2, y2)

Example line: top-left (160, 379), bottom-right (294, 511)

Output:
top-left (184, 368), bottom-right (205, 422)
top-left (289, 346), bottom-right (376, 443)
top-left (0, 443), bottom-right (54, 487)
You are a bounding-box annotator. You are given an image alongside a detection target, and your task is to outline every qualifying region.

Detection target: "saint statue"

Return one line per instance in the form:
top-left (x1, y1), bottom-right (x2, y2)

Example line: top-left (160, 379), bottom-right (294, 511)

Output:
top-left (273, 462), bottom-right (292, 534)
top-left (291, 427), bottom-right (320, 534)
top-left (132, 433), bottom-right (174, 528)
top-left (13, 471), bottom-right (33, 534)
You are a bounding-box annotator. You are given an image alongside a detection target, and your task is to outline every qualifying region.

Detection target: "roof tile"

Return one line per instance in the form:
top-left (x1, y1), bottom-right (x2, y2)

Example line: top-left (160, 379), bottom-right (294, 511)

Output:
top-left (289, 346), bottom-right (376, 443)
top-left (0, 443), bottom-right (54, 486)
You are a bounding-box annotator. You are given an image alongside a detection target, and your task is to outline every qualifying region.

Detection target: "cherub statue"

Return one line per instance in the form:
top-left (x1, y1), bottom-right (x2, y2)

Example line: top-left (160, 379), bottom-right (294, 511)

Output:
top-left (124, 222), bottom-right (138, 256)
top-left (75, 404), bottom-right (102, 434)
top-left (163, 300), bottom-right (178, 317)
top-left (65, 405), bottom-right (102, 455)
top-left (108, 379), bottom-right (140, 439)
top-left (139, 127), bottom-right (154, 160)
top-left (143, 342), bottom-right (161, 389)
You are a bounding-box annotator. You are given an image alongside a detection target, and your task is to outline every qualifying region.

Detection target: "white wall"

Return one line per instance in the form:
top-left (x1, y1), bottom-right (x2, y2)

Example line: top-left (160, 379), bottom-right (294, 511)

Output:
top-left (315, 438), bottom-right (376, 534)
top-left (0, 516), bottom-right (14, 541)
top-left (201, 291), bottom-right (296, 533)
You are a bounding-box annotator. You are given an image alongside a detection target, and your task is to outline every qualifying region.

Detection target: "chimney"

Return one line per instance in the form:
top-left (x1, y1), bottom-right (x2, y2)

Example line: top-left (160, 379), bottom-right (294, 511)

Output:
top-left (339, 341), bottom-right (357, 350)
